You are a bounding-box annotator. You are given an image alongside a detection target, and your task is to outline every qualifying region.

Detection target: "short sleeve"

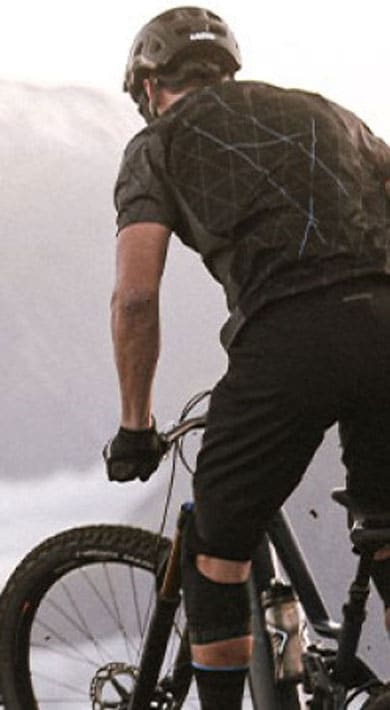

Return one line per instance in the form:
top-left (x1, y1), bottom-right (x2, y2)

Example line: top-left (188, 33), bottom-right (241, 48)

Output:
top-left (358, 122), bottom-right (390, 180)
top-left (114, 133), bottom-right (177, 233)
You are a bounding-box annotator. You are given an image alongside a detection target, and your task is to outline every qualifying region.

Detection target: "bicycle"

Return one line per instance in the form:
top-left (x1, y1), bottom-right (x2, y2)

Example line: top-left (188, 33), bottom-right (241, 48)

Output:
top-left (0, 392), bottom-right (389, 709)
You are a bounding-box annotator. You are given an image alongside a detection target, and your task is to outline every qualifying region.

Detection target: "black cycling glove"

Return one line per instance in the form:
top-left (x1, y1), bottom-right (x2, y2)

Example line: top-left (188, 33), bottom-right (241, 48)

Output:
top-left (103, 422), bottom-right (167, 483)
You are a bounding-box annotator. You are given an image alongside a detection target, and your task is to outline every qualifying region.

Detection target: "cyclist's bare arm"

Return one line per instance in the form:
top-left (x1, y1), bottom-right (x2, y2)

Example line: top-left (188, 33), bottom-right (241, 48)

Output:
top-left (111, 222), bottom-right (171, 429)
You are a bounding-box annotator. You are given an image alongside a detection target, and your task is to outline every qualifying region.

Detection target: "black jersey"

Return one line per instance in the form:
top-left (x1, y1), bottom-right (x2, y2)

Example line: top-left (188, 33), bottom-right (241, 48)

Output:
top-left (115, 80), bottom-right (390, 347)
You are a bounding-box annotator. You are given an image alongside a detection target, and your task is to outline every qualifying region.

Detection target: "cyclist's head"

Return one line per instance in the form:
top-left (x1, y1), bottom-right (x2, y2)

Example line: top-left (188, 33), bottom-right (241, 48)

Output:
top-left (123, 6), bottom-right (241, 121)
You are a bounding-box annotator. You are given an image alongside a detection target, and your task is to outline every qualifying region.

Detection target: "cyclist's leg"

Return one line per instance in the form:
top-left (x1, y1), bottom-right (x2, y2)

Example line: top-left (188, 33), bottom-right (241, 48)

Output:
top-left (191, 554), bottom-right (253, 667)
top-left (338, 283), bottom-right (390, 632)
top-left (181, 521), bottom-right (252, 710)
top-left (340, 407), bottom-right (390, 633)
top-left (183, 300), bottom-right (337, 708)
top-left (181, 538), bottom-right (247, 710)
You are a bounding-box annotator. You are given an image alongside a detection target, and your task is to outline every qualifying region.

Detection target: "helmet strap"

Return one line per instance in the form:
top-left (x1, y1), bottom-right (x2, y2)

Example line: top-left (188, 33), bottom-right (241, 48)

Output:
top-left (137, 89), bottom-right (154, 124)
top-left (138, 77), bottom-right (160, 124)
top-left (149, 77), bottom-right (161, 120)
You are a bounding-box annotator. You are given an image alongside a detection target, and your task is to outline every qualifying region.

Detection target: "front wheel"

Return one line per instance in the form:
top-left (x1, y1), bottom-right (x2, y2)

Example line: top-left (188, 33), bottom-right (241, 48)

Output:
top-left (0, 524), bottom-right (196, 709)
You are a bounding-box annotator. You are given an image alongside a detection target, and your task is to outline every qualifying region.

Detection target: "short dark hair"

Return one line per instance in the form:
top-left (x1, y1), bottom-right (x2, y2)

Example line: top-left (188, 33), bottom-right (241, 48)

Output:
top-left (153, 57), bottom-right (232, 94)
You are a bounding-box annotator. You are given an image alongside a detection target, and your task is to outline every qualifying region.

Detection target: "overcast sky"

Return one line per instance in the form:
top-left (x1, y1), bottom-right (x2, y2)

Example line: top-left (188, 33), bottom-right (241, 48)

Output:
top-left (1, 0), bottom-right (389, 136)
top-left (1, 0), bottom-right (388, 679)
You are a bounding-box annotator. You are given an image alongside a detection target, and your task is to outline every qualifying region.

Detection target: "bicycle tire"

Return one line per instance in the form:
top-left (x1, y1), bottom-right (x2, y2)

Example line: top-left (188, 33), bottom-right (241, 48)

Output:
top-left (0, 524), bottom-right (197, 710)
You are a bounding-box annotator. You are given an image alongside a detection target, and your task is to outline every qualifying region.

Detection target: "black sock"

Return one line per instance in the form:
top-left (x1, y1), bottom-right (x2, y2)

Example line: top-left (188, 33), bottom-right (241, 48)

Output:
top-left (193, 667), bottom-right (247, 710)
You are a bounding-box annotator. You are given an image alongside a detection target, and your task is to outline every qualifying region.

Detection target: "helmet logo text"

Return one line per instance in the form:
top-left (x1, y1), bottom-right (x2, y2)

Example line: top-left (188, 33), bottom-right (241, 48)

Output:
top-left (189, 32), bottom-right (216, 41)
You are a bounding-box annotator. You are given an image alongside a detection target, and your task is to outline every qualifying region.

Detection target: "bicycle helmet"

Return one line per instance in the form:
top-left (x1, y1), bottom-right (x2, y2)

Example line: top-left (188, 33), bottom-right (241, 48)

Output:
top-left (124, 6), bottom-right (241, 103)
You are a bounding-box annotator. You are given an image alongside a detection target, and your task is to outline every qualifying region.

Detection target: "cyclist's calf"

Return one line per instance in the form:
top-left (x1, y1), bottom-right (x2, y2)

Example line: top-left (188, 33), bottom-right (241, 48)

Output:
top-left (181, 515), bottom-right (252, 667)
top-left (196, 554), bottom-right (251, 583)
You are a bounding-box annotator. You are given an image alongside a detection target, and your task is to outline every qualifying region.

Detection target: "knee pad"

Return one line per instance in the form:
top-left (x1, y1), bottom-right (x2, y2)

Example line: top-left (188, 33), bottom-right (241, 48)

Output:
top-left (181, 514), bottom-right (251, 645)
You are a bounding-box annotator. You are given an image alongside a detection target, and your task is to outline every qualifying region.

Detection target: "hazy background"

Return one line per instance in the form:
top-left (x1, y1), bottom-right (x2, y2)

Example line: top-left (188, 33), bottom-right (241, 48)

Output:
top-left (1, 0), bottom-right (389, 695)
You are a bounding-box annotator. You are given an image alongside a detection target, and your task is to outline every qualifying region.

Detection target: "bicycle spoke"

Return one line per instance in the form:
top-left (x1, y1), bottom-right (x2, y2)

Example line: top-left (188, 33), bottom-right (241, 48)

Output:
top-left (33, 618), bottom-right (100, 668)
top-left (42, 594), bottom-right (108, 666)
top-left (59, 581), bottom-right (109, 665)
top-left (77, 566), bottom-right (139, 658)
top-left (25, 560), bottom-right (187, 708)
top-left (103, 564), bottom-right (133, 661)
top-left (0, 528), bottom-right (199, 709)
top-left (31, 641), bottom-right (102, 668)
top-left (29, 670), bottom-right (86, 697)
top-left (128, 564), bottom-right (144, 639)
top-left (128, 564), bottom-right (156, 663)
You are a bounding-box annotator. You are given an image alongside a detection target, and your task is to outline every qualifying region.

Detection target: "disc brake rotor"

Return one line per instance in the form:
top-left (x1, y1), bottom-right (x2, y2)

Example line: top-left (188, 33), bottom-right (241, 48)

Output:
top-left (90, 662), bottom-right (137, 709)
top-left (90, 662), bottom-right (179, 709)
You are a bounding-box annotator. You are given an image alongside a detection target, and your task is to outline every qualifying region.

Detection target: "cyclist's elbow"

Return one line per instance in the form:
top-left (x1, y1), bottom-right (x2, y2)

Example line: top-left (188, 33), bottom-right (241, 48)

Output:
top-left (111, 287), bottom-right (159, 320)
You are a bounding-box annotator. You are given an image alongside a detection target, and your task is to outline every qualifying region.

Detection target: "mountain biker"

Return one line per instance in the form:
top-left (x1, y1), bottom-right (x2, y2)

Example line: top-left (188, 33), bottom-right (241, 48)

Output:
top-left (104, 7), bottom-right (390, 708)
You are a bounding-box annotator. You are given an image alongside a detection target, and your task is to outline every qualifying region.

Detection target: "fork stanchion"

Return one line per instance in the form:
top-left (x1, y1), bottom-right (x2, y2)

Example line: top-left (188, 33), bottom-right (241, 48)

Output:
top-left (127, 507), bottom-right (189, 710)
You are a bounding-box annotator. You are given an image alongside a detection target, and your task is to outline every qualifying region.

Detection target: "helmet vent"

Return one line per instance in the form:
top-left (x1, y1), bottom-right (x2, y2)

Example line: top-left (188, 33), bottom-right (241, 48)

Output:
top-left (159, 13), bottom-right (174, 24)
top-left (176, 25), bottom-right (193, 36)
top-left (125, 7), bottom-right (242, 101)
top-left (210, 23), bottom-right (227, 37)
top-left (150, 39), bottom-right (163, 53)
top-left (209, 11), bottom-right (223, 21)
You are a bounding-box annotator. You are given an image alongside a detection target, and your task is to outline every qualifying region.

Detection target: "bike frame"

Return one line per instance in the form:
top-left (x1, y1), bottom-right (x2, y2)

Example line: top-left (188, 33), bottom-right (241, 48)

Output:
top-left (247, 510), bottom-right (340, 710)
top-left (127, 416), bottom-right (383, 710)
top-left (126, 505), bottom-right (341, 710)
top-left (249, 509), bottom-right (381, 709)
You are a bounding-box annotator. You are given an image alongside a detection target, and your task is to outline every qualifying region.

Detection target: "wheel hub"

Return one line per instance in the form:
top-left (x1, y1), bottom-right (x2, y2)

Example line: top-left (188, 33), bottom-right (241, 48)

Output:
top-left (90, 663), bottom-right (177, 709)
top-left (90, 662), bottom-right (137, 709)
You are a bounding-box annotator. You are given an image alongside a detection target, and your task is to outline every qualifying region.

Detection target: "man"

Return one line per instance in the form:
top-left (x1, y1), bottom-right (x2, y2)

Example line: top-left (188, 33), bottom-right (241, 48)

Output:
top-left (104, 7), bottom-right (390, 708)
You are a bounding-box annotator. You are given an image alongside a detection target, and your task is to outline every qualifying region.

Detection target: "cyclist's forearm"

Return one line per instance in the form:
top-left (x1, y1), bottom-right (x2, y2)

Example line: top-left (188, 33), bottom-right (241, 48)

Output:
top-left (111, 292), bottom-right (160, 429)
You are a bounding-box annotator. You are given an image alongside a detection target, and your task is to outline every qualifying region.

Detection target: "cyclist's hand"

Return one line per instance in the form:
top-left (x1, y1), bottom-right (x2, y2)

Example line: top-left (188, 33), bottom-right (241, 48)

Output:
top-left (103, 422), bottom-right (167, 482)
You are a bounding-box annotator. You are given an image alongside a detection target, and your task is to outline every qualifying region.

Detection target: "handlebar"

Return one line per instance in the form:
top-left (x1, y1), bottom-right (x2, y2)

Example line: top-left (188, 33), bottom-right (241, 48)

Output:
top-left (160, 415), bottom-right (206, 448)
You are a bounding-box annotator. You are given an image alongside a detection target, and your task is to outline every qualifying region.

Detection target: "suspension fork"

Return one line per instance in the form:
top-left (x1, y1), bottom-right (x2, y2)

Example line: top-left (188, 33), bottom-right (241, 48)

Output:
top-left (128, 505), bottom-right (191, 710)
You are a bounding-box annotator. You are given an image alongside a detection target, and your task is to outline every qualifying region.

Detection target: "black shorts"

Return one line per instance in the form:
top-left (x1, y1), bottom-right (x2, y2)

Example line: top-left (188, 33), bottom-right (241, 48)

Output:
top-left (193, 278), bottom-right (390, 564)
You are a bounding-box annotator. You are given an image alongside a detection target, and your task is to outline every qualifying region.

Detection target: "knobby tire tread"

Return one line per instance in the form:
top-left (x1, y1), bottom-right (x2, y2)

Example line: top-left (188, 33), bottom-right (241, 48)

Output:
top-left (0, 525), bottom-right (172, 709)
top-left (0, 524), bottom-right (303, 709)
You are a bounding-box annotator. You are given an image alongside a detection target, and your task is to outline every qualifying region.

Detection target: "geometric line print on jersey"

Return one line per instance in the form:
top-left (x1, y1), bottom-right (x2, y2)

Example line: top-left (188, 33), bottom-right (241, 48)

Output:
top-left (177, 89), bottom-right (349, 257)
